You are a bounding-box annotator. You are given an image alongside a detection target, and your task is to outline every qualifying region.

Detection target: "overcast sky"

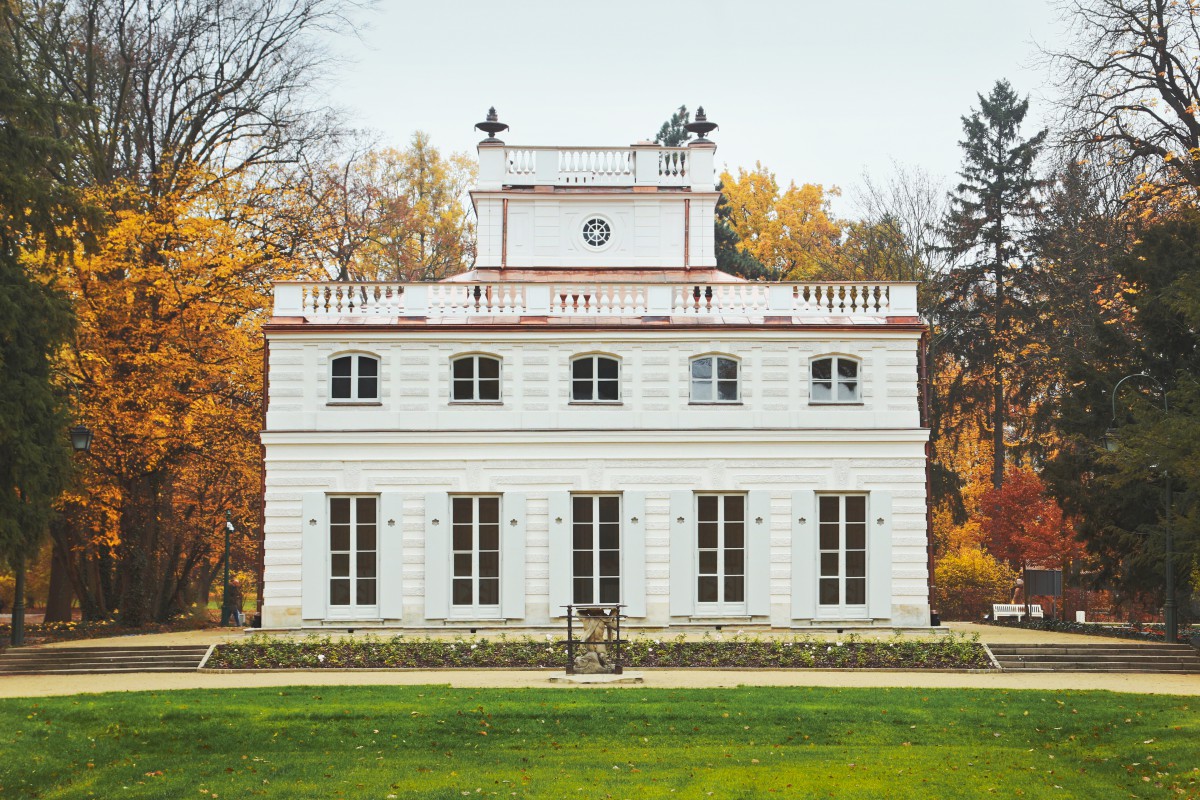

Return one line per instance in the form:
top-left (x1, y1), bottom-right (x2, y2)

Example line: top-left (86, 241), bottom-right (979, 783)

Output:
top-left (325, 1), bottom-right (1068, 213)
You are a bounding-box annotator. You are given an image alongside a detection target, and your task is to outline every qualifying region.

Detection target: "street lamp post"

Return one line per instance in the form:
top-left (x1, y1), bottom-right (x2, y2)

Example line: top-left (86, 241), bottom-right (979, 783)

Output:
top-left (1104, 372), bottom-right (1176, 644)
top-left (220, 510), bottom-right (236, 627)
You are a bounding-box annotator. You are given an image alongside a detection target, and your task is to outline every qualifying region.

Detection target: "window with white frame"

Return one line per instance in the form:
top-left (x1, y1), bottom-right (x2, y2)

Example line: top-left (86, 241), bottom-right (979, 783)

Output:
top-left (328, 497), bottom-right (377, 610)
top-left (571, 355), bottom-right (620, 402)
top-left (572, 495), bottom-right (620, 604)
top-left (690, 355), bottom-right (739, 403)
top-left (810, 356), bottom-right (860, 403)
top-left (451, 355), bottom-right (501, 402)
top-left (451, 496), bottom-right (501, 617)
top-left (330, 354), bottom-right (379, 401)
top-left (695, 494), bottom-right (746, 613)
top-left (818, 494), bottom-right (867, 615)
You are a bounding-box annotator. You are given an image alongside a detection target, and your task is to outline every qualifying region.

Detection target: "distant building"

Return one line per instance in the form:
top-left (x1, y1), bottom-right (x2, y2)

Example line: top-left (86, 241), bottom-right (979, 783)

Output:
top-left (260, 111), bottom-right (931, 630)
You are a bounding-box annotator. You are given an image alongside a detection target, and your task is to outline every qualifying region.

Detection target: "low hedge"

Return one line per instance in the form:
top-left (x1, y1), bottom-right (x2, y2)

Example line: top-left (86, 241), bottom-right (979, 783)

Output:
top-left (207, 632), bottom-right (992, 670)
top-left (983, 618), bottom-right (1197, 645)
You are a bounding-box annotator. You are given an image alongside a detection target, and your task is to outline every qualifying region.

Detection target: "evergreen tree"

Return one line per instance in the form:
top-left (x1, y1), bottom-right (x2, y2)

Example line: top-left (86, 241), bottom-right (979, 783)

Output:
top-left (937, 80), bottom-right (1046, 490)
top-left (654, 105), bottom-right (691, 147)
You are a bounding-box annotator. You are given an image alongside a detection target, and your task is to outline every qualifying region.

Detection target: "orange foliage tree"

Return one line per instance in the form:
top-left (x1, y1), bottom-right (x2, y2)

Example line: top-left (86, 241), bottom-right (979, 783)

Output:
top-left (979, 467), bottom-right (1086, 571)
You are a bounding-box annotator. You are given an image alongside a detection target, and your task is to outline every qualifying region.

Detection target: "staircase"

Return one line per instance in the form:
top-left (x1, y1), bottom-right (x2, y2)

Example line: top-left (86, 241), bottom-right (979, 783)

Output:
top-left (0, 645), bottom-right (210, 675)
top-left (988, 642), bottom-right (1200, 673)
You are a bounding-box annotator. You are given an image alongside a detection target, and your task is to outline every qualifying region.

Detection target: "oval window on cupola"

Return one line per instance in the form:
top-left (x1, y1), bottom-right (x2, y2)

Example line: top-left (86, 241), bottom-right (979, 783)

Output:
top-left (581, 217), bottom-right (611, 248)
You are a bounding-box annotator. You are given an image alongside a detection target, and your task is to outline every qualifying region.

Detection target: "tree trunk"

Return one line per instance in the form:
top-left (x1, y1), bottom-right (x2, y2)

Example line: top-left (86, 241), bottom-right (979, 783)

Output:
top-left (10, 557), bottom-right (26, 647)
top-left (42, 537), bottom-right (75, 623)
top-left (992, 251), bottom-right (1006, 489)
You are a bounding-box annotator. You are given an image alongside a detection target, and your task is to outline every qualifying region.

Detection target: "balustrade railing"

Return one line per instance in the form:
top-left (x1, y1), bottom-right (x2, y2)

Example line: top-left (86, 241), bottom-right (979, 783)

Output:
top-left (276, 281), bottom-right (919, 320)
top-left (499, 146), bottom-right (689, 187)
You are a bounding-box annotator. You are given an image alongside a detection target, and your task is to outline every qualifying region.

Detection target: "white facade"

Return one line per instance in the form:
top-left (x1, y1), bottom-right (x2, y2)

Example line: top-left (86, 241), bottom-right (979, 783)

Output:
top-left (260, 124), bottom-right (931, 630)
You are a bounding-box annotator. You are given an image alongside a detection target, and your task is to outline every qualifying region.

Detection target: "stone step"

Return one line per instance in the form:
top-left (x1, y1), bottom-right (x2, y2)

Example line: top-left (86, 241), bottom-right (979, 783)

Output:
top-left (993, 653), bottom-right (1200, 664)
top-left (988, 644), bottom-right (1192, 654)
top-left (0, 645), bottom-right (209, 675)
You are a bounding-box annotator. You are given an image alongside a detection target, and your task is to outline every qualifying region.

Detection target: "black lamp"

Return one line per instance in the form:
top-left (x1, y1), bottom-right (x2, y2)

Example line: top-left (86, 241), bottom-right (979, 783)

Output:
top-left (69, 424), bottom-right (92, 453)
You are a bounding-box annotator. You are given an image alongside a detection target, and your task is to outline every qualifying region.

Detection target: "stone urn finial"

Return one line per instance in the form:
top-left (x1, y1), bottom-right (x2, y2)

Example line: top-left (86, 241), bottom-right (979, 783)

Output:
top-left (685, 106), bottom-right (718, 141)
top-left (475, 106), bottom-right (509, 144)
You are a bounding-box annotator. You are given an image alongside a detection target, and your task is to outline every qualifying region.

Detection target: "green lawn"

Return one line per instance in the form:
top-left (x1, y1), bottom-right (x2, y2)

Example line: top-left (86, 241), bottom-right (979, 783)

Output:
top-left (1, 686), bottom-right (1196, 798)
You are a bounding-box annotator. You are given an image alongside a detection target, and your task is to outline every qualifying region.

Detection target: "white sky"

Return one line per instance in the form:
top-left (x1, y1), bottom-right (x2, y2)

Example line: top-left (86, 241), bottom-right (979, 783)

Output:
top-left (325, 0), bottom-right (1067, 213)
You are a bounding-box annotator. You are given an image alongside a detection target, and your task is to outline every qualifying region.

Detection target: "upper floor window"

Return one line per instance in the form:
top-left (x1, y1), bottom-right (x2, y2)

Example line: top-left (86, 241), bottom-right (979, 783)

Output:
top-left (690, 355), bottom-right (739, 403)
top-left (571, 355), bottom-right (620, 402)
top-left (811, 356), bottom-right (860, 403)
top-left (330, 354), bottom-right (379, 401)
top-left (452, 355), bottom-right (501, 402)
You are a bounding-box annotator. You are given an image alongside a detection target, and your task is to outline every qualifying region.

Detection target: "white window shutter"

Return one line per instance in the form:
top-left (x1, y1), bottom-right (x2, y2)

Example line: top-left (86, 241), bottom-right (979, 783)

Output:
top-left (423, 492), bottom-right (449, 620)
top-left (668, 490), bottom-right (693, 616)
top-left (300, 492), bottom-right (327, 621)
top-left (746, 491), bottom-right (771, 616)
top-left (791, 490), bottom-right (816, 619)
top-left (378, 492), bottom-right (404, 620)
top-left (622, 492), bottom-right (646, 618)
top-left (869, 491), bottom-right (894, 620)
top-left (502, 493), bottom-right (527, 620)
top-left (547, 491), bottom-right (571, 617)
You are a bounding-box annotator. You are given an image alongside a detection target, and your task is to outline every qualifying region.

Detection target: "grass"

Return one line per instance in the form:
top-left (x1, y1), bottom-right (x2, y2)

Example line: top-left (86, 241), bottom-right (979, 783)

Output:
top-left (0, 686), bottom-right (1196, 799)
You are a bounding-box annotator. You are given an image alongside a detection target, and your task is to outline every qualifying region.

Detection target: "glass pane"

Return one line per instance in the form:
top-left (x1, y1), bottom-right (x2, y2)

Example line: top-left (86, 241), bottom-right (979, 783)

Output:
top-left (573, 524), bottom-right (592, 550)
top-left (697, 575), bottom-right (718, 602)
top-left (812, 381), bottom-right (832, 401)
top-left (697, 522), bottom-right (718, 549)
top-left (846, 496), bottom-right (866, 523)
top-left (691, 357), bottom-right (712, 380)
top-left (572, 380), bottom-right (592, 401)
top-left (717, 358), bottom-right (738, 380)
top-left (691, 380), bottom-right (712, 402)
top-left (725, 576), bottom-right (744, 602)
top-left (331, 553), bottom-right (349, 577)
top-left (819, 525), bottom-right (838, 551)
top-left (453, 497), bottom-right (473, 524)
top-left (479, 551), bottom-right (499, 578)
top-left (332, 356), bottom-right (352, 377)
top-left (717, 380), bottom-right (738, 401)
top-left (846, 551), bottom-right (866, 578)
top-left (599, 523), bottom-right (619, 550)
top-left (330, 498), bottom-right (350, 525)
top-left (812, 358), bottom-right (831, 381)
top-left (358, 356), bottom-right (378, 376)
top-left (453, 553), bottom-right (472, 577)
top-left (478, 526), bottom-right (499, 551)
top-left (573, 551), bottom-right (593, 577)
top-left (479, 498), bottom-right (499, 524)
top-left (725, 523), bottom-right (744, 549)
top-left (331, 376), bottom-right (351, 399)
top-left (330, 579), bottom-right (350, 605)
top-left (330, 526), bottom-right (350, 552)
top-left (724, 549), bottom-right (744, 576)
top-left (453, 526), bottom-right (471, 551)
top-left (599, 550), bottom-right (619, 577)
top-left (478, 379), bottom-right (500, 401)
top-left (479, 578), bottom-right (499, 605)
top-left (837, 381), bottom-right (858, 401)
top-left (358, 376), bottom-right (378, 399)
top-left (724, 496), bottom-right (744, 521)
top-left (452, 379), bottom-right (474, 400)
top-left (837, 359), bottom-right (857, 379)
top-left (357, 552), bottom-right (376, 578)
top-left (819, 579), bottom-right (839, 605)
top-left (573, 358), bottom-right (593, 380)
top-left (697, 495), bottom-right (718, 521)
top-left (599, 578), bottom-right (620, 604)
top-left (846, 524), bottom-right (866, 551)
top-left (597, 380), bottom-right (619, 401)
top-left (846, 578), bottom-right (866, 605)
top-left (698, 550), bottom-right (717, 574)
top-left (819, 496), bottom-right (840, 523)
top-left (573, 496), bottom-right (593, 523)
top-left (820, 552), bottom-right (839, 577)
top-left (574, 578), bottom-right (593, 604)
top-left (356, 498), bottom-right (376, 525)
top-left (478, 358), bottom-right (500, 380)
top-left (599, 496), bottom-right (619, 522)
top-left (598, 358), bottom-right (618, 380)
top-left (453, 358), bottom-right (473, 379)
top-left (453, 579), bottom-right (472, 605)
top-left (357, 579), bottom-right (376, 606)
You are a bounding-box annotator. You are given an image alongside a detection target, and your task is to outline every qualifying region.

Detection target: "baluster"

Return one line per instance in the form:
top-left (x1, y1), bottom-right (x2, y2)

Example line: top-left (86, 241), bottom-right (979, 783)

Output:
top-left (673, 286), bottom-right (685, 315)
top-left (634, 286), bottom-right (645, 314)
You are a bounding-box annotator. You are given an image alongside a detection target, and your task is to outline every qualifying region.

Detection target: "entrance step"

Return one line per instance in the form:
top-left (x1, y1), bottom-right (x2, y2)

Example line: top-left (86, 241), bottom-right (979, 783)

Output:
top-left (987, 642), bottom-right (1200, 673)
top-left (0, 645), bottom-right (210, 675)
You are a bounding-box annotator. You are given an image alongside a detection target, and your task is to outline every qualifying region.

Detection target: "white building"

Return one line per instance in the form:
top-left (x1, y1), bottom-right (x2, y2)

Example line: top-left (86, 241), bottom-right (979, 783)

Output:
top-left (260, 112), bottom-right (932, 631)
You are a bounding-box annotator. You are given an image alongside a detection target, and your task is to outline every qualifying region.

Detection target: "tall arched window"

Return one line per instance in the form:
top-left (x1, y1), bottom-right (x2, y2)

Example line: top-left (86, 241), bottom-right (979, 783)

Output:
top-left (451, 355), bottom-right (502, 402)
top-left (810, 356), bottom-right (860, 403)
top-left (330, 353), bottom-right (380, 401)
top-left (571, 354), bottom-right (620, 402)
top-left (690, 355), bottom-right (740, 403)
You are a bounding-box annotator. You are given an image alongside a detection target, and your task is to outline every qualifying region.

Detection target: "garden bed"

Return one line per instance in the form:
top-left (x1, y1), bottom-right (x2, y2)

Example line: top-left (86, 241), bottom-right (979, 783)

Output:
top-left (982, 618), bottom-right (1197, 645)
top-left (207, 632), bottom-right (992, 670)
top-left (0, 616), bottom-right (213, 647)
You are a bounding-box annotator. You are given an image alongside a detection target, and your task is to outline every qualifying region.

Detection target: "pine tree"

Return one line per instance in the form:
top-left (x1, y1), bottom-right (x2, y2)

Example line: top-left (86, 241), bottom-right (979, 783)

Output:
top-left (653, 106), bottom-right (691, 147)
top-left (938, 80), bottom-right (1046, 490)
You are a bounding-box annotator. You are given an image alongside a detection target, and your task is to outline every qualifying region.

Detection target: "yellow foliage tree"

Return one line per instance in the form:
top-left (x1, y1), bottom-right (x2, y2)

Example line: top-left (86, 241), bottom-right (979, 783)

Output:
top-left (934, 547), bottom-right (1019, 621)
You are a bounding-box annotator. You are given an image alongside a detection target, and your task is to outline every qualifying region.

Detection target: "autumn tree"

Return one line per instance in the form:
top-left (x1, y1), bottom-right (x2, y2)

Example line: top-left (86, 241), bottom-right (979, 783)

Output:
top-left (979, 467), bottom-right (1085, 572)
top-left (937, 80), bottom-right (1047, 490)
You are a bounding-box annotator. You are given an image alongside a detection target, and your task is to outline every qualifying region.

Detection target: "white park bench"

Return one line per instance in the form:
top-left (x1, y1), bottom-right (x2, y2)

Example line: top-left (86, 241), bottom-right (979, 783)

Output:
top-left (992, 603), bottom-right (1045, 621)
